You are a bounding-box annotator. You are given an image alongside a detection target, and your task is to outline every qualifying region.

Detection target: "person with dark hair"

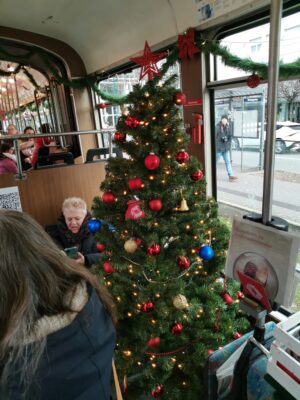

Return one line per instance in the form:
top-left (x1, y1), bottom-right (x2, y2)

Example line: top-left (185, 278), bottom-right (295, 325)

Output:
top-left (215, 115), bottom-right (238, 182)
top-left (46, 197), bottom-right (102, 268)
top-left (0, 142), bottom-right (17, 174)
top-left (20, 126), bottom-right (35, 170)
top-left (0, 209), bottom-right (116, 400)
top-left (30, 124), bottom-right (53, 168)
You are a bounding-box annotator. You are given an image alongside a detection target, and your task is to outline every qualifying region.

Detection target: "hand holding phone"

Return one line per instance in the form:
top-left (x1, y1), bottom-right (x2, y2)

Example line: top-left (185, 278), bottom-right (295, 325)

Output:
top-left (64, 246), bottom-right (78, 259)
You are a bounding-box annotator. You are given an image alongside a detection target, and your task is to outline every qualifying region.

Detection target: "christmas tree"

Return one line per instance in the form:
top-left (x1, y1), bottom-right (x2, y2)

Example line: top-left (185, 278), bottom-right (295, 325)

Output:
top-left (92, 74), bottom-right (249, 399)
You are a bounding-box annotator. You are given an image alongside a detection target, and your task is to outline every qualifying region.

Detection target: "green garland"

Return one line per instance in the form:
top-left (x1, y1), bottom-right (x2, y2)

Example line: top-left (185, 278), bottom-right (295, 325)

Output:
top-left (1, 32), bottom-right (300, 106)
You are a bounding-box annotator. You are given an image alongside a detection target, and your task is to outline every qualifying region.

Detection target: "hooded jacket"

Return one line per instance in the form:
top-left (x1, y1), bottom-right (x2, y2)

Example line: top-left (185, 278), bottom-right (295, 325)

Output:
top-left (0, 282), bottom-right (116, 400)
top-left (45, 213), bottom-right (101, 268)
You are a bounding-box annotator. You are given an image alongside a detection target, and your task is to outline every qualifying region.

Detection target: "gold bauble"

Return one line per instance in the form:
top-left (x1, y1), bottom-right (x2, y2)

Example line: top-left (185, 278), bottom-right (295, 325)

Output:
top-left (173, 294), bottom-right (188, 309)
top-left (124, 239), bottom-right (138, 253)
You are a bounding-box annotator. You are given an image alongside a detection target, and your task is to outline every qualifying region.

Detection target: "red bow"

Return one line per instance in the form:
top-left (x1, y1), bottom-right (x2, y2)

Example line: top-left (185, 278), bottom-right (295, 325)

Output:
top-left (177, 29), bottom-right (200, 60)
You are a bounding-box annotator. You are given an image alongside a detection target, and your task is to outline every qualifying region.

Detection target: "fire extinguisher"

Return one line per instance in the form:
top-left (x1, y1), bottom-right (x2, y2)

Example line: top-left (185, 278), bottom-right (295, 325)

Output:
top-left (192, 113), bottom-right (203, 144)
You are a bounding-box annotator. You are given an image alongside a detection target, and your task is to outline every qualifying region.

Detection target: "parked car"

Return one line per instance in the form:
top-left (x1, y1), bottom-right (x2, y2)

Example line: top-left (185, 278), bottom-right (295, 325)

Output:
top-left (232, 121), bottom-right (300, 153)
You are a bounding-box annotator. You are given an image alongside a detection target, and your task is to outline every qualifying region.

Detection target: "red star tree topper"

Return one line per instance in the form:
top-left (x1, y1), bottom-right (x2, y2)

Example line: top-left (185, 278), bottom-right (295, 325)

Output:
top-left (177, 28), bottom-right (200, 59)
top-left (130, 41), bottom-right (166, 81)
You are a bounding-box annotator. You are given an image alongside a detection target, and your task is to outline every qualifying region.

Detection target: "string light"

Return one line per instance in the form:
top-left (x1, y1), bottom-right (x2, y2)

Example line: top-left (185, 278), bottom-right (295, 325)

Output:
top-left (127, 312), bottom-right (132, 317)
top-left (152, 116), bottom-right (156, 120)
top-left (123, 350), bottom-right (132, 357)
top-left (155, 293), bottom-right (161, 298)
top-left (149, 175), bottom-right (155, 180)
top-left (123, 190), bottom-right (127, 195)
top-left (151, 319), bottom-right (157, 325)
top-left (151, 363), bottom-right (157, 368)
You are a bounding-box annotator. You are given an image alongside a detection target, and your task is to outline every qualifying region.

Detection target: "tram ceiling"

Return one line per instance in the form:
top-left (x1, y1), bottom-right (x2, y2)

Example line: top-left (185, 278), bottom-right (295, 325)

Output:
top-left (0, 0), bottom-right (198, 74)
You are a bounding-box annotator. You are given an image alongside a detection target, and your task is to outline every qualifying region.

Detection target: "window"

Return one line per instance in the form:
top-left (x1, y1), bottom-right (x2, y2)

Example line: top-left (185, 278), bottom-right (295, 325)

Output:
top-left (250, 37), bottom-right (262, 53)
top-left (212, 12), bottom-right (300, 311)
top-left (94, 60), bottom-right (181, 148)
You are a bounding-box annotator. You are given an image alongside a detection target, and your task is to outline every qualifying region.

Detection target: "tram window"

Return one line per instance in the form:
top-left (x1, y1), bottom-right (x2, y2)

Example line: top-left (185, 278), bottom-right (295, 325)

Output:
top-left (215, 12), bottom-right (300, 81)
top-left (95, 60), bottom-right (181, 141)
top-left (213, 11), bottom-right (300, 311)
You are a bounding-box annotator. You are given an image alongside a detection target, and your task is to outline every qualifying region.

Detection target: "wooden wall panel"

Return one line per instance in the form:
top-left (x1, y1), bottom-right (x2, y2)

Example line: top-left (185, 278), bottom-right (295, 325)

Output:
top-left (0, 163), bottom-right (106, 226)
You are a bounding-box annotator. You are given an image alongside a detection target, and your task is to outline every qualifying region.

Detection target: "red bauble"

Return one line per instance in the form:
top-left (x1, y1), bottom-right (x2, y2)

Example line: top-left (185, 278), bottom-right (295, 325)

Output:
top-left (176, 150), bottom-right (189, 164)
top-left (223, 293), bottom-right (233, 305)
top-left (171, 322), bottom-right (183, 335)
top-left (114, 131), bottom-right (126, 142)
top-left (247, 73), bottom-right (261, 88)
top-left (208, 349), bottom-right (215, 355)
top-left (237, 291), bottom-right (244, 299)
top-left (147, 244), bottom-right (160, 256)
top-left (150, 385), bottom-right (164, 398)
top-left (96, 102), bottom-right (109, 109)
top-left (128, 178), bottom-right (143, 190)
top-left (174, 91), bottom-right (186, 105)
top-left (191, 170), bottom-right (204, 181)
top-left (144, 153), bottom-right (160, 170)
top-left (102, 192), bottom-right (116, 203)
top-left (96, 243), bottom-right (106, 252)
top-left (103, 261), bottom-right (115, 274)
top-left (147, 337), bottom-right (160, 348)
top-left (125, 116), bottom-right (139, 128)
top-left (233, 332), bottom-right (242, 339)
top-left (177, 255), bottom-right (190, 270)
top-left (135, 238), bottom-right (142, 246)
top-left (142, 301), bottom-right (155, 312)
top-left (148, 199), bottom-right (163, 211)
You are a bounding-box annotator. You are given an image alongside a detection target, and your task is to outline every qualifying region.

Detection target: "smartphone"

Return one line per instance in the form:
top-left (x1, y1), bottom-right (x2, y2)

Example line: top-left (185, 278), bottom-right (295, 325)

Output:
top-left (64, 246), bottom-right (78, 259)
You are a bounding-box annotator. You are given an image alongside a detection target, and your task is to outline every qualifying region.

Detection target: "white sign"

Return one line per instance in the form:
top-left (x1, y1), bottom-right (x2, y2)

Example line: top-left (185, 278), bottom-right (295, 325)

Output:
top-left (194, 0), bottom-right (271, 29)
top-left (225, 217), bottom-right (300, 307)
top-left (0, 186), bottom-right (22, 211)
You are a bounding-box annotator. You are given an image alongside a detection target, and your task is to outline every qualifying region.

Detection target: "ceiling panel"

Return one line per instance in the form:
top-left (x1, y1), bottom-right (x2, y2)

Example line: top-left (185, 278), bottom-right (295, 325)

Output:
top-left (0, 0), bottom-right (198, 73)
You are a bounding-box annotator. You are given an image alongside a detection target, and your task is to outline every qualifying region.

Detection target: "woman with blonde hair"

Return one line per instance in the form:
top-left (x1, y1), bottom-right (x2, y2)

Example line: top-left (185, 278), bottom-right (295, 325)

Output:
top-left (0, 210), bottom-right (116, 400)
top-left (46, 197), bottom-right (101, 268)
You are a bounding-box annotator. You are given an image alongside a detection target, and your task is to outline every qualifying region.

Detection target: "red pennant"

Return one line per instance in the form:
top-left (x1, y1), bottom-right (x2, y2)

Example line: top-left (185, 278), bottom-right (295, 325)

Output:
top-left (130, 41), bottom-right (166, 81)
top-left (177, 29), bottom-right (200, 60)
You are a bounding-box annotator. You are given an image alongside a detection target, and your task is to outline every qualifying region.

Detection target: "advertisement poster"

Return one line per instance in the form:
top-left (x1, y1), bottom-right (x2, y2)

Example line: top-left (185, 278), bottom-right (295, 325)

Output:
top-left (0, 186), bottom-right (22, 211)
top-left (225, 218), bottom-right (299, 307)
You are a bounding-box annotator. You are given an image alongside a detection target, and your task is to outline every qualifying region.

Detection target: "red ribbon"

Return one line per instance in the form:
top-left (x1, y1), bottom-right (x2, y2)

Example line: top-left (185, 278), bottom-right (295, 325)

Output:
top-left (178, 29), bottom-right (200, 60)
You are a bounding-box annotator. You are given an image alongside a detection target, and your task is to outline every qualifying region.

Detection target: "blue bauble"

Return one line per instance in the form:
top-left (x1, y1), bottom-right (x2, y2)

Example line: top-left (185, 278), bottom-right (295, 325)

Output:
top-left (198, 245), bottom-right (214, 261)
top-left (87, 219), bottom-right (102, 233)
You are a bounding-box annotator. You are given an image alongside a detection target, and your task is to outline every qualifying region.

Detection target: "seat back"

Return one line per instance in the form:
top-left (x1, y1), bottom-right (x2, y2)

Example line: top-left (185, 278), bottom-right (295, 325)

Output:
top-left (85, 148), bottom-right (110, 163)
top-left (85, 147), bottom-right (123, 163)
top-left (35, 152), bottom-right (74, 169)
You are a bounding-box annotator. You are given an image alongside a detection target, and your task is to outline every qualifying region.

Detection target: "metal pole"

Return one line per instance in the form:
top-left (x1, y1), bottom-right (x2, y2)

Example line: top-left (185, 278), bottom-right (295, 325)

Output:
top-left (258, 89), bottom-right (265, 170)
top-left (262, 0), bottom-right (283, 224)
top-left (13, 139), bottom-right (24, 180)
top-left (13, 75), bottom-right (24, 132)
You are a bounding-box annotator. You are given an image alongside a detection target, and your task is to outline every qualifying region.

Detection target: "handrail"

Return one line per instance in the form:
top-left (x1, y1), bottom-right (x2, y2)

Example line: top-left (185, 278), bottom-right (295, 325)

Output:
top-left (0, 129), bottom-right (115, 141)
top-left (0, 129), bottom-right (115, 180)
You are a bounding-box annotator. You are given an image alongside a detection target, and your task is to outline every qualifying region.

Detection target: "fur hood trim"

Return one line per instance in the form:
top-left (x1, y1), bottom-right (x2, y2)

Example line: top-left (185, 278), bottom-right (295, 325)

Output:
top-left (26, 281), bottom-right (88, 344)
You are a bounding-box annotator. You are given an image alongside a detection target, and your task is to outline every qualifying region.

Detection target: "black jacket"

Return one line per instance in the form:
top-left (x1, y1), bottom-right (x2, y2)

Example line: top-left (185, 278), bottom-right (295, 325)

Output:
top-left (0, 286), bottom-right (116, 400)
top-left (215, 121), bottom-right (232, 152)
top-left (46, 223), bottom-right (101, 268)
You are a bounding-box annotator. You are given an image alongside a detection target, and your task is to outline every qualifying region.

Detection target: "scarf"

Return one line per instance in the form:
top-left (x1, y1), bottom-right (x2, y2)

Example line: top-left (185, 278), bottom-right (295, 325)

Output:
top-left (57, 211), bottom-right (92, 246)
